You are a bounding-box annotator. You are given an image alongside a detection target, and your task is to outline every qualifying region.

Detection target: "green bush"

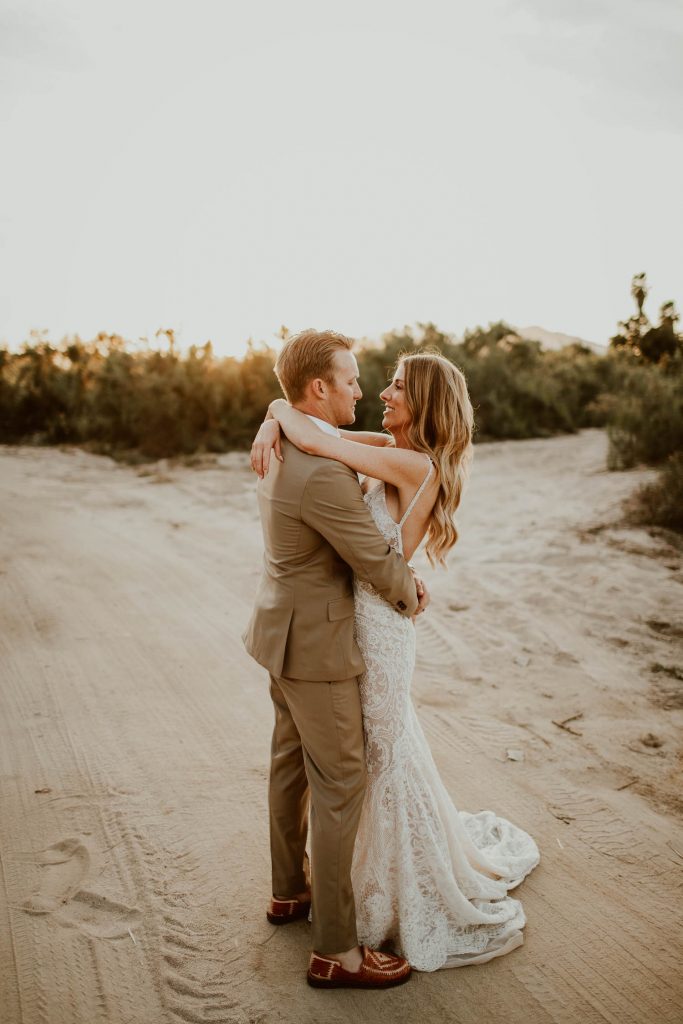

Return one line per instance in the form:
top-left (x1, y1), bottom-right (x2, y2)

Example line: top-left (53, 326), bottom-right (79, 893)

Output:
top-left (626, 452), bottom-right (683, 533)
top-left (0, 335), bottom-right (282, 459)
top-left (602, 356), bottom-right (683, 469)
top-left (0, 322), bottom-right (680, 494)
top-left (355, 322), bottom-right (608, 441)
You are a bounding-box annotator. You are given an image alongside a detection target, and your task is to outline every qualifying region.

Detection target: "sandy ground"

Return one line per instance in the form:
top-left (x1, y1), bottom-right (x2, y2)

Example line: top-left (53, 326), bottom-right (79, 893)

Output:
top-left (1, 429), bottom-right (682, 1024)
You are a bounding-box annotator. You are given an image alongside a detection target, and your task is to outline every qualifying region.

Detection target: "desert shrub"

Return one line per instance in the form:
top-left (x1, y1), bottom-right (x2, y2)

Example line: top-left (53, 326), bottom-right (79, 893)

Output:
top-left (0, 335), bottom-right (282, 459)
top-left (626, 452), bottom-right (683, 532)
top-left (0, 338), bottom-right (77, 443)
top-left (355, 322), bottom-right (607, 441)
top-left (602, 356), bottom-right (683, 469)
top-left (0, 319), bottom-right (679, 474)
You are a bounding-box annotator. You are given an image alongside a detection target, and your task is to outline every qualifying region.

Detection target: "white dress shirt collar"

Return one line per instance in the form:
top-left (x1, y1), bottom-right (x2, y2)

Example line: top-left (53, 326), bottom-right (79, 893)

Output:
top-left (305, 414), bottom-right (341, 437)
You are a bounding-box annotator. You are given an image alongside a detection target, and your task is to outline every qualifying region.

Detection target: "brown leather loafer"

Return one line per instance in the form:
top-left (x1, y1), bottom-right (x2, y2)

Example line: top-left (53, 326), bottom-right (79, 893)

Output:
top-left (266, 895), bottom-right (311, 925)
top-left (307, 945), bottom-right (411, 989)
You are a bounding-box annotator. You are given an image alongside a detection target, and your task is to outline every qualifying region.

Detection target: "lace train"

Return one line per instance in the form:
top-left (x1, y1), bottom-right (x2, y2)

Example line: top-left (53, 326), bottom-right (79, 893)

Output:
top-left (351, 477), bottom-right (539, 971)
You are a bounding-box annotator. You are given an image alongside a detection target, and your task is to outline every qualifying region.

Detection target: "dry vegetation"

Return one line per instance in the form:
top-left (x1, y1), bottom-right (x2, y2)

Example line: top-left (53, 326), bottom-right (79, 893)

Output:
top-left (1, 289), bottom-right (682, 530)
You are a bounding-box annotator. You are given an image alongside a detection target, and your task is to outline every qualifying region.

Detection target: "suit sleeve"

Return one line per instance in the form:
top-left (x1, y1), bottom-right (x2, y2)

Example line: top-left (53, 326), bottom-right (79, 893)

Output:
top-left (300, 461), bottom-right (419, 617)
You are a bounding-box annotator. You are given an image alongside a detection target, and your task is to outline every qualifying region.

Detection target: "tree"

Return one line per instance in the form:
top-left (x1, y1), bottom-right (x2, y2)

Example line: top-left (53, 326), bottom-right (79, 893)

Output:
top-left (640, 301), bottom-right (682, 364)
top-left (610, 273), bottom-right (681, 363)
top-left (631, 272), bottom-right (648, 316)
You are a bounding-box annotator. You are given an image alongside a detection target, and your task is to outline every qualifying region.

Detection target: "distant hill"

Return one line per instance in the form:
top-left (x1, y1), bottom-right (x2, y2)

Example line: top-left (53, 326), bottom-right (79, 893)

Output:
top-left (515, 325), bottom-right (606, 355)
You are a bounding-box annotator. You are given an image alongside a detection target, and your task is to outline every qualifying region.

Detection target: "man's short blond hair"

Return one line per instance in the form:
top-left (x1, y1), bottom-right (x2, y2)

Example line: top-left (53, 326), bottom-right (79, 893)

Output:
top-left (274, 329), bottom-right (354, 403)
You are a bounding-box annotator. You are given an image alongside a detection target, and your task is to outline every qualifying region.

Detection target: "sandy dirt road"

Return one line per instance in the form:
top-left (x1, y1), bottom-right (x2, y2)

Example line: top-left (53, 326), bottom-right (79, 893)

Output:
top-left (1, 431), bottom-right (682, 1024)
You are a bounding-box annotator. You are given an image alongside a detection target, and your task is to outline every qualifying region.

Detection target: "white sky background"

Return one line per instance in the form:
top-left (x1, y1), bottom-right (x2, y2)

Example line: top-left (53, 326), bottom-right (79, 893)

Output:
top-left (1, 0), bottom-right (682, 356)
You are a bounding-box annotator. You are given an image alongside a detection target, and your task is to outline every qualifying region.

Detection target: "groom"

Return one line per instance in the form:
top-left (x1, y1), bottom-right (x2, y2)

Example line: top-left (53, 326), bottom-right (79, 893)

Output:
top-left (243, 329), bottom-right (425, 989)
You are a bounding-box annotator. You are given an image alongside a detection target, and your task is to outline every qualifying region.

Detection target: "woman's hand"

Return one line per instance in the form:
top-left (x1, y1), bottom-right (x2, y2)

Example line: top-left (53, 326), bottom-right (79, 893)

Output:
top-left (250, 419), bottom-right (284, 478)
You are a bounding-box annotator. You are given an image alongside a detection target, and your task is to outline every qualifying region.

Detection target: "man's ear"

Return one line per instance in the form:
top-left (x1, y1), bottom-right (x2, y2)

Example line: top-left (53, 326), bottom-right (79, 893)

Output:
top-left (310, 377), bottom-right (327, 399)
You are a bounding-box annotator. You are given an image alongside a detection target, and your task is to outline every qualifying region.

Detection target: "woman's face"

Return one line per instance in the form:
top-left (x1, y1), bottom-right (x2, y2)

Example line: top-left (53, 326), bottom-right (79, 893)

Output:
top-left (379, 362), bottom-right (411, 435)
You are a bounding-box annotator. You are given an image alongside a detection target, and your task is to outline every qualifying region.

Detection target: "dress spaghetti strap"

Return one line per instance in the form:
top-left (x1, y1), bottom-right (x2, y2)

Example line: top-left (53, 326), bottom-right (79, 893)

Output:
top-left (399, 456), bottom-right (434, 528)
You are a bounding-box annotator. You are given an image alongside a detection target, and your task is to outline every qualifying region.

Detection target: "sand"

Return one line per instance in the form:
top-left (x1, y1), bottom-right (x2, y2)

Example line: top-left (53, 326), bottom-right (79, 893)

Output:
top-left (0, 429), bottom-right (682, 1024)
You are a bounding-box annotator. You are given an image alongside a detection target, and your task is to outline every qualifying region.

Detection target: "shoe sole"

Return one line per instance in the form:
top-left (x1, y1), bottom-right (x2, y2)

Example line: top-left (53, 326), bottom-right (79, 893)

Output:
top-left (306, 971), bottom-right (411, 990)
top-left (266, 910), bottom-right (310, 926)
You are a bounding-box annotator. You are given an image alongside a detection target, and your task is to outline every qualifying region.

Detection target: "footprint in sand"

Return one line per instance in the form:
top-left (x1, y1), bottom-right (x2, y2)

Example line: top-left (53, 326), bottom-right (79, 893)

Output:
top-left (22, 837), bottom-right (141, 939)
top-left (54, 890), bottom-right (142, 939)
top-left (22, 837), bottom-right (90, 914)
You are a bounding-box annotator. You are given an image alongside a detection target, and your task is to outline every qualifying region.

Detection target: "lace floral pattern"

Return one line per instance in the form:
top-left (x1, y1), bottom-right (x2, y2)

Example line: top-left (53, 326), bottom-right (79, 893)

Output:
top-left (351, 480), bottom-right (540, 971)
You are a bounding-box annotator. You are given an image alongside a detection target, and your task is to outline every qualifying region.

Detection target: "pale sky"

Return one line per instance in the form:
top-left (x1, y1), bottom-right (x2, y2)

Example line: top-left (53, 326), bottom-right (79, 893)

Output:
top-left (1, 0), bottom-right (682, 356)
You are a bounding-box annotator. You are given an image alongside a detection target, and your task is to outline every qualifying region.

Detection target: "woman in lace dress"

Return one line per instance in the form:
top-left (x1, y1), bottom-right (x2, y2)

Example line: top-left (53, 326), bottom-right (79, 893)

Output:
top-left (252, 351), bottom-right (540, 971)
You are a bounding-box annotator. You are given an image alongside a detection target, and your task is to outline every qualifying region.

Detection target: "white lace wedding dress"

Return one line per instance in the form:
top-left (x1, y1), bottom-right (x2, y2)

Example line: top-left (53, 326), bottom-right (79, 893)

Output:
top-left (351, 463), bottom-right (540, 971)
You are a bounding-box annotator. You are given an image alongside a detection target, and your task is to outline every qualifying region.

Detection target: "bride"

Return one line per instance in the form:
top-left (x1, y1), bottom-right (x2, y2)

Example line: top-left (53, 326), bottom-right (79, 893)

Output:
top-left (251, 350), bottom-right (540, 971)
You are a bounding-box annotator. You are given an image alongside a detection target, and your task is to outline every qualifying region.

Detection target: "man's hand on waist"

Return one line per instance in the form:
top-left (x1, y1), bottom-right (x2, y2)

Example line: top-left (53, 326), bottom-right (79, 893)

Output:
top-left (410, 569), bottom-right (430, 618)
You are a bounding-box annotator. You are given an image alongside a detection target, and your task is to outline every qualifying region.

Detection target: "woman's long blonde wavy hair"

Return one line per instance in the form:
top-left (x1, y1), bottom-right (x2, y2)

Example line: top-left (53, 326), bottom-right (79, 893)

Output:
top-left (398, 351), bottom-right (474, 566)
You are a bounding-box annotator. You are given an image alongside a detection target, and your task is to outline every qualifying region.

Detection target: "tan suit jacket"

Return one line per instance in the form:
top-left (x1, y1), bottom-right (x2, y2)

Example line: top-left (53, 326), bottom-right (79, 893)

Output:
top-left (243, 439), bottom-right (418, 681)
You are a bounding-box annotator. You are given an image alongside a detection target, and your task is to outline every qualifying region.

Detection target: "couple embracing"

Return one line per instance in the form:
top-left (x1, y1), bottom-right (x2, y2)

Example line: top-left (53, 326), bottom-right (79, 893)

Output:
top-left (243, 329), bottom-right (539, 989)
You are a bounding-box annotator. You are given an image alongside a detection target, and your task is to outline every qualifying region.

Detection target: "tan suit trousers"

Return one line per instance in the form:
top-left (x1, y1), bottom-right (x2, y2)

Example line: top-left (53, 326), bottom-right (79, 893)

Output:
top-left (268, 673), bottom-right (367, 955)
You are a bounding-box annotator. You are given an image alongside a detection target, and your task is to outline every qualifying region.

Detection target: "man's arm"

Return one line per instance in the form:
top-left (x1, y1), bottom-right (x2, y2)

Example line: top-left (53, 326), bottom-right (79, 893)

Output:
top-left (300, 460), bottom-right (419, 617)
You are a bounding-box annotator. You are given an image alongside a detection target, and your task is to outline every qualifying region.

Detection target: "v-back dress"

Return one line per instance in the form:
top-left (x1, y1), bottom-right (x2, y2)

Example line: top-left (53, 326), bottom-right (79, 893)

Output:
top-left (351, 460), bottom-right (540, 971)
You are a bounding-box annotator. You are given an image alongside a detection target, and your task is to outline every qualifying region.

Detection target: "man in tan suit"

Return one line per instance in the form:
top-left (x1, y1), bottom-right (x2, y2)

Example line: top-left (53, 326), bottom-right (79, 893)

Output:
top-left (243, 329), bottom-right (424, 989)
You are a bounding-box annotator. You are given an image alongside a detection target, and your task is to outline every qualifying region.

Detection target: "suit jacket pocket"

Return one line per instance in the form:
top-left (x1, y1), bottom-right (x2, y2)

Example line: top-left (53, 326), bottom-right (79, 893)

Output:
top-left (327, 595), bottom-right (355, 621)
